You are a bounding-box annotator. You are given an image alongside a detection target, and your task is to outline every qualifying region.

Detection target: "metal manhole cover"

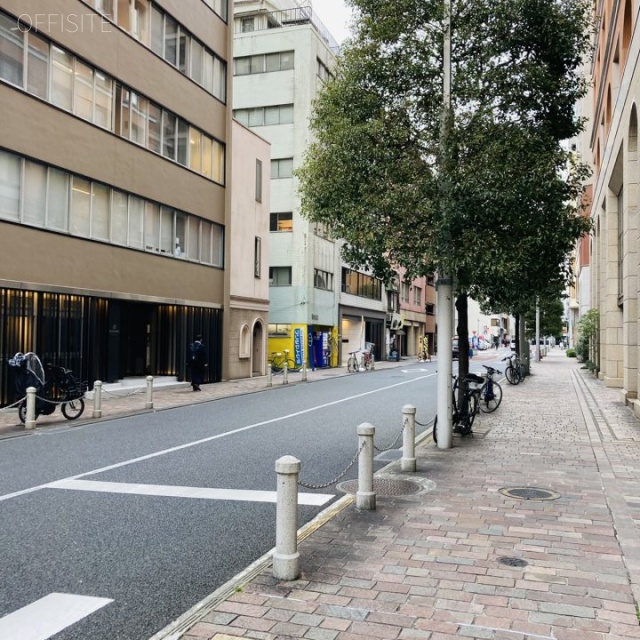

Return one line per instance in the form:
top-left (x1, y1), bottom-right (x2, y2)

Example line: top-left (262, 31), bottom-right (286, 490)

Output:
top-left (499, 487), bottom-right (560, 501)
top-left (498, 556), bottom-right (528, 568)
top-left (336, 478), bottom-right (422, 496)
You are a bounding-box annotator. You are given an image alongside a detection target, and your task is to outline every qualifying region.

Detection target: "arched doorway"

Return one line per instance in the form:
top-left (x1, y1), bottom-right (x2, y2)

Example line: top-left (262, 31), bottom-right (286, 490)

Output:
top-left (252, 320), bottom-right (265, 376)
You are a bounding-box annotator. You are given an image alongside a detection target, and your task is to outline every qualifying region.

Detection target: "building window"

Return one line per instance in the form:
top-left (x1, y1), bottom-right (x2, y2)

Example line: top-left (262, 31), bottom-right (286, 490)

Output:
top-left (241, 17), bottom-right (254, 32)
top-left (314, 269), bottom-right (333, 291)
top-left (400, 281), bottom-right (410, 304)
top-left (0, 13), bottom-right (23, 86)
top-left (254, 236), bottom-right (261, 277)
top-left (313, 221), bottom-right (330, 238)
top-left (426, 275), bottom-right (435, 286)
top-left (413, 286), bottom-right (422, 306)
top-left (269, 267), bottom-right (292, 286)
top-left (270, 212), bottom-right (293, 232)
top-left (234, 51), bottom-right (294, 75)
top-left (341, 267), bottom-right (382, 300)
top-left (268, 323), bottom-right (291, 337)
top-left (255, 159), bottom-right (262, 202)
top-left (239, 324), bottom-right (250, 358)
top-left (0, 149), bottom-right (225, 267)
top-left (426, 303), bottom-right (435, 316)
top-left (234, 104), bottom-right (294, 127)
top-left (317, 57), bottom-right (333, 82)
top-left (271, 158), bottom-right (293, 179)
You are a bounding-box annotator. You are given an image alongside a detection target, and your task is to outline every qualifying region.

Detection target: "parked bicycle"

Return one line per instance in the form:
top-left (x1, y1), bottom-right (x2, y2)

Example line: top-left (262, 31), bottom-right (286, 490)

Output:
top-left (347, 349), bottom-right (372, 373)
top-left (433, 372), bottom-right (480, 443)
top-left (8, 352), bottom-right (87, 423)
top-left (503, 354), bottom-right (524, 385)
top-left (476, 365), bottom-right (502, 413)
top-left (268, 350), bottom-right (300, 373)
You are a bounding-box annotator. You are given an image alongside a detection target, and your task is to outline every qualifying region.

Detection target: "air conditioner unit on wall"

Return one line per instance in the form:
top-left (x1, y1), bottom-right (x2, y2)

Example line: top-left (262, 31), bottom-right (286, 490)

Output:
top-left (390, 314), bottom-right (403, 331)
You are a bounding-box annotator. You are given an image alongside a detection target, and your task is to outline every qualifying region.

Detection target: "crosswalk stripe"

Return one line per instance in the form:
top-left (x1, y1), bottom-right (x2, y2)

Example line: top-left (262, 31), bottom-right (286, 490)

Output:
top-left (47, 479), bottom-right (334, 506)
top-left (0, 593), bottom-right (112, 640)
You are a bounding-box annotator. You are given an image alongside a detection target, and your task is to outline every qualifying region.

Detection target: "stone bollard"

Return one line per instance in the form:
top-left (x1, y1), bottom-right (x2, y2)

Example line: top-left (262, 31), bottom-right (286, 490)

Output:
top-left (145, 376), bottom-right (154, 410)
top-left (273, 455), bottom-right (301, 580)
top-left (25, 386), bottom-right (36, 430)
top-left (283, 361), bottom-right (289, 385)
top-left (267, 363), bottom-right (273, 387)
top-left (370, 354), bottom-right (375, 371)
top-left (93, 380), bottom-right (103, 419)
top-left (401, 405), bottom-right (417, 472)
top-left (302, 360), bottom-right (307, 382)
top-left (356, 423), bottom-right (376, 510)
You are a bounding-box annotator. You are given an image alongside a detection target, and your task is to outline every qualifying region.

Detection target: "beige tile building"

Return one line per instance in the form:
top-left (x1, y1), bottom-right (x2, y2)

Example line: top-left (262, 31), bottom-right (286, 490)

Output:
top-left (588, 0), bottom-right (640, 412)
top-left (0, 0), bottom-right (267, 403)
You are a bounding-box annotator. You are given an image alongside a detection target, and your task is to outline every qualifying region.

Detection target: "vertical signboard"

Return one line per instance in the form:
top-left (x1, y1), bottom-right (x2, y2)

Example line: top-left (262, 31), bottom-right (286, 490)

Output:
top-left (294, 327), bottom-right (304, 366)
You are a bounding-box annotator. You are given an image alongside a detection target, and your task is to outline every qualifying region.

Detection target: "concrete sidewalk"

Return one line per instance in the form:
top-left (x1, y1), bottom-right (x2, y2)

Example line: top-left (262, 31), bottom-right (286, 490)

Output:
top-left (159, 349), bottom-right (640, 640)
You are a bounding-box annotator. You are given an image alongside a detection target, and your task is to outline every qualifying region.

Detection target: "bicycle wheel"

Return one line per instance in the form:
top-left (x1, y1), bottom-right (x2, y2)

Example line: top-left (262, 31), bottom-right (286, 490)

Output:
top-left (347, 356), bottom-right (358, 373)
top-left (285, 358), bottom-right (299, 372)
top-left (61, 398), bottom-right (85, 420)
top-left (18, 401), bottom-right (27, 424)
top-left (270, 361), bottom-right (283, 373)
top-left (456, 393), bottom-right (476, 435)
top-left (479, 381), bottom-right (502, 413)
top-left (505, 365), bottom-right (520, 385)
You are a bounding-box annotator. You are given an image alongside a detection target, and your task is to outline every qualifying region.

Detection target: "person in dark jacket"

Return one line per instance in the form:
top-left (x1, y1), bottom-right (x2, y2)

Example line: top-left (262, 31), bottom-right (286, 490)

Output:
top-left (187, 335), bottom-right (208, 391)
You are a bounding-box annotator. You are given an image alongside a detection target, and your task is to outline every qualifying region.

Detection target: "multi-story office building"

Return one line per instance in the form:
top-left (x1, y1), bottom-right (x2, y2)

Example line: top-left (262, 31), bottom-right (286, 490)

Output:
top-left (0, 0), bottom-right (235, 403)
top-left (586, 0), bottom-right (640, 410)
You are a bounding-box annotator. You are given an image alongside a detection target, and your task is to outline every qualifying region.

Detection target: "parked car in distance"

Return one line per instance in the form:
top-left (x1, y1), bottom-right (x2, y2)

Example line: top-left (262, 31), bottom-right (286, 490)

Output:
top-left (452, 337), bottom-right (459, 359)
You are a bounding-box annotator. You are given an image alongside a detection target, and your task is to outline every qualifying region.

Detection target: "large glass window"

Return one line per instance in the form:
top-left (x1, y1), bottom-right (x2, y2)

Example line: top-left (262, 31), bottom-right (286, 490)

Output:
top-left (269, 267), bottom-right (292, 286)
top-left (128, 196), bottom-right (144, 249)
top-left (270, 212), bottom-right (292, 232)
top-left (94, 71), bottom-right (113, 129)
top-left (27, 33), bottom-right (49, 99)
top-left (159, 206), bottom-right (173, 254)
top-left (178, 29), bottom-right (190, 74)
top-left (148, 102), bottom-right (162, 153)
top-left (130, 93), bottom-right (148, 145)
top-left (212, 224), bottom-right (223, 266)
top-left (0, 13), bottom-right (24, 86)
top-left (91, 183), bottom-right (110, 240)
top-left (175, 213), bottom-right (186, 257)
top-left (201, 135), bottom-right (213, 179)
top-left (189, 127), bottom-right (202, 173)
top-left (117, 0), bottom-right (132, 31)
top-left (164, 15), bottom-right (178, 66)
top-left (201, 220), bottom-right (212, 264)
top-left (188, 216), bottom-right (200, 260)
top-left (0, 151), bottom-right (21, 221)
top-left (132, 0), bottom-right (150, 43)
top-left (23, 161), bottom-right (47, 226)
top-left (177, 120), bottom-right (189, 166)
top-left (144, 202), bottom-right (160, 251)
top-left (271, 158), bottom-right (293, 179)
top-left (191, 40), bottom-right (203, 84)
top-left (162, 111), bottom-right (177, 160)
top-left (70, 177), bottom-right (91, 237)
top-left (111, 190), bottom-right (128, 245)
top-left (51, 47), bottom-right (73, 110)
top-left (150, 5), bottom-right (164, 56)
top-left (74, 61), bottom-right (95, 122)
top-left (47, 169), bottom-right (69, 231)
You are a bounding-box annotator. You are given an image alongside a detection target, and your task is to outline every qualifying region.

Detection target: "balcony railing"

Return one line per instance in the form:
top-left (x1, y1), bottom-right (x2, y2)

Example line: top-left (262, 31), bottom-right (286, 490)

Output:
top-left (235, 6), bottom-right (339, 50)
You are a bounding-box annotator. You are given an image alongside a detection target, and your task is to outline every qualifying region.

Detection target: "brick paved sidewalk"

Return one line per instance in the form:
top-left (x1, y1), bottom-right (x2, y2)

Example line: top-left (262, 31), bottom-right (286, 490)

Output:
top-left (160, 349), bottom-right (640, 640)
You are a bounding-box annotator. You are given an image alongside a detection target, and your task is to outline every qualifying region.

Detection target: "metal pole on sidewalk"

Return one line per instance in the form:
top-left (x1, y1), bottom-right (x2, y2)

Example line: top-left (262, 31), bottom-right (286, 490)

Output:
top-left (535, 299), bottom-right (541, 363)
top-left (267, 363), bottom-right (273, 387)
top-left (301, 360), bottom-right (307, 382)
top-left (356, 423), bottom-right (376, 510)
top-left (145, 376), bottom-right (154, 410)
top-left (401, 405), bottom-right (416, 472)
top-left (273, 455), bottom-right (301, 580)
top-left (93, 380), bottom-right (102, 419)
top-left (25, 386), bottom-right (36, 430)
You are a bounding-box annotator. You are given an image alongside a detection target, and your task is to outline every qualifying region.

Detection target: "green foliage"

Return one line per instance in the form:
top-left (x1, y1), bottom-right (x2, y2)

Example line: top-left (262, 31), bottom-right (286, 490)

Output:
top-left (298, 0), bottom-right (593, 311)
top-left (566, 348), bottom-right (576, 357)
top-left (524, 296), bottom-right (566, 339)
top-left (575, 308), bottom-right (598, 362)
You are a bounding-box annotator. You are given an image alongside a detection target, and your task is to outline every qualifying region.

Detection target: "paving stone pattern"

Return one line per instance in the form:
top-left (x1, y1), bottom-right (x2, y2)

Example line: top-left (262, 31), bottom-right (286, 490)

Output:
top-left (179, 351), bottom-right (640, 640)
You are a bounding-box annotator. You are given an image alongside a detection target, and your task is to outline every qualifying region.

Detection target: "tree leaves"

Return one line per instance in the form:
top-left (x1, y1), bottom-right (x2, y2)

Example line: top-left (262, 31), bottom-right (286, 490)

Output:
top-left (297, 0), bottom-right (592, 311)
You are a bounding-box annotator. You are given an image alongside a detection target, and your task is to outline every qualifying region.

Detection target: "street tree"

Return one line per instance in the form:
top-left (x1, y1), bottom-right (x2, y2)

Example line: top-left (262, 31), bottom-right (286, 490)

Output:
top-left (298, 0), bottom-right (592, 312)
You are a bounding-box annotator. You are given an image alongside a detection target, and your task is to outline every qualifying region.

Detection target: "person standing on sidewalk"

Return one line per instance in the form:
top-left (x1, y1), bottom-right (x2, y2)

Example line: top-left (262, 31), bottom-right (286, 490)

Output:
top-left (187, 335), bottom-right (208, 391)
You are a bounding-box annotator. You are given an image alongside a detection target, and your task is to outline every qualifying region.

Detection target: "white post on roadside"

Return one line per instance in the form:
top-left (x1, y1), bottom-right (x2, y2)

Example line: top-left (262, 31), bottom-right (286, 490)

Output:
top-left (283, 361), bottom-right (289, 385)
top-left (301, 360), bottom-right (307, 382)
top-left (370, 354), bottom-right (375, 371)
top-left (25, 386), bottom-right (36, 430)
top-left (145, 376), bottom-right (154, 410)
top-left (356, 423), bottom-right (376, 510)
top-left (273, 455), bottom-right (301, 580)
top-left (93, 380), bottom-right (103, 419)
top-left (267, 363), bottom-right (273, 387)
top-left (401, 405), bottom-right (417, 472)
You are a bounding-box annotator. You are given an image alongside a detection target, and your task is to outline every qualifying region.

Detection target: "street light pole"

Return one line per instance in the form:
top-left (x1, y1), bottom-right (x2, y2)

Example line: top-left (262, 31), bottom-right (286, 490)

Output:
top-left (436, 0), bottom-right (454, 449)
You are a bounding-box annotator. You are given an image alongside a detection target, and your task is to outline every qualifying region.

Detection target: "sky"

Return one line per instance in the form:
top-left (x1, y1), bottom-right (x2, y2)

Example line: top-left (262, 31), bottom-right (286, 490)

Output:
top-left (311, 0), bottom-right (354, 45)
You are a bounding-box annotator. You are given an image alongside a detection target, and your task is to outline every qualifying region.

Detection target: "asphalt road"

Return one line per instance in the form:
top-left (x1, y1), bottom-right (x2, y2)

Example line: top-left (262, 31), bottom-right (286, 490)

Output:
top-left (0, 356), bottom-right (502, 640)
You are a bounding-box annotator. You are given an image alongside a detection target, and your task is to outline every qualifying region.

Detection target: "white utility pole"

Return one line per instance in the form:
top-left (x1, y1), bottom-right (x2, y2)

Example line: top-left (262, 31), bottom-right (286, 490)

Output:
top-left (436, 0), bottom-right (454, 449)
top-left (535, 299), bottom-right (541, 362)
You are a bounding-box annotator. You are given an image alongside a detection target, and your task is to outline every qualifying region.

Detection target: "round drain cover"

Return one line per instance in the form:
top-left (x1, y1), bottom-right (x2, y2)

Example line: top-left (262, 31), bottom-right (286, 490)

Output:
top-left (498, 556), bottom-right (528, 568)
top-left (499, 487), bottom-right (560, 501)
top-left (336, 478), bottom-right (422, 496)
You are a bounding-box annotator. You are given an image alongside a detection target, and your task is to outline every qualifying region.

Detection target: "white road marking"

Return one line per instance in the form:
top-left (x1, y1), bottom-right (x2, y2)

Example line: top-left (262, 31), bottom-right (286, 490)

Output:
top-left (48, 479), bottom-right (333, 506)
top-left (0, 374), bottom-right (434, 503)
top-left (0, 593), bottom-right (112, 640)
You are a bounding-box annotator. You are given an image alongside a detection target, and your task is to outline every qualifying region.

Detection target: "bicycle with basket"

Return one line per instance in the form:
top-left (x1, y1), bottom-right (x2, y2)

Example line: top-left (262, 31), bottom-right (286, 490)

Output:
top-left (8, 352), bottom-right (87, 424)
